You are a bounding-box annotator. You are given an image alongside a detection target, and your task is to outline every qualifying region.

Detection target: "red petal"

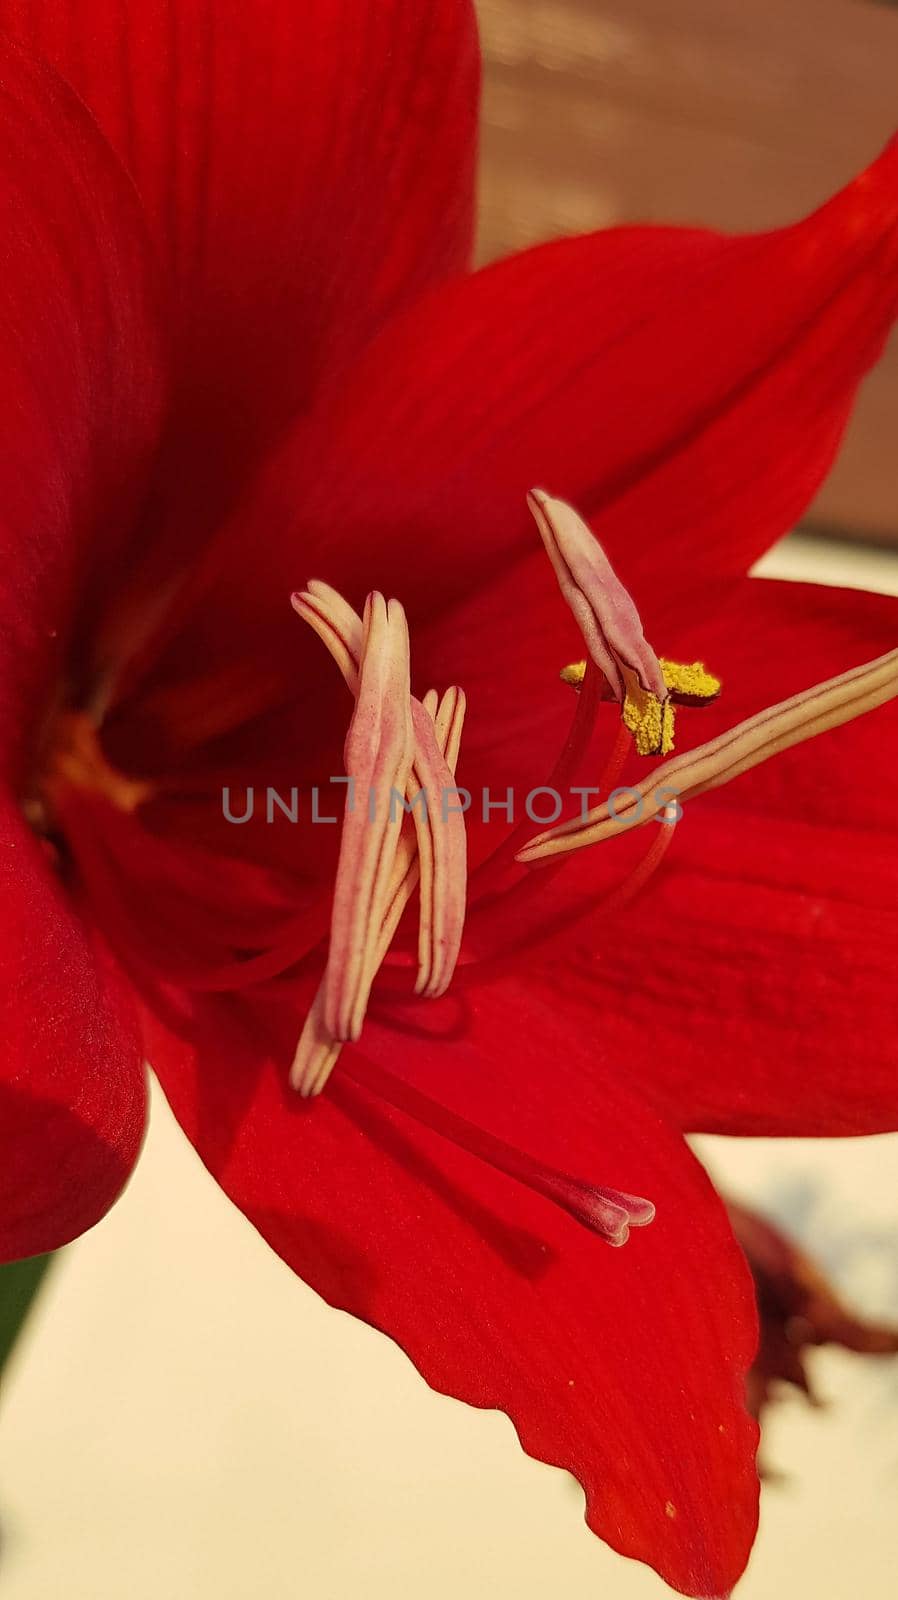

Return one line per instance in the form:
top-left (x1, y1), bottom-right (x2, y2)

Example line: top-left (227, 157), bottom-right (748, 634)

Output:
top-left (304, 136), bottom-right (898, 608)
top-left (0, 38), bottom-right (162, 1257)
top-left (0, 35), bottom-right (165, 776)
top-left (119, 137), bottom-right (898, 739)
top-left (1, 801), bottom-right (146, 1261)
top-left (1, 0), bottom-right (479, 483)
top-left (527, 579), bottom-right (898, 1136)
top-left (144, 979), bottom-right (758, 1598)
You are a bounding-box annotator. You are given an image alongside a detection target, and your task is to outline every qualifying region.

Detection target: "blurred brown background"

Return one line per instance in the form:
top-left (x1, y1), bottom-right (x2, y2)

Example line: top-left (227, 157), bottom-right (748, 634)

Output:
top-left (477, 0), bottom-right (898, 542)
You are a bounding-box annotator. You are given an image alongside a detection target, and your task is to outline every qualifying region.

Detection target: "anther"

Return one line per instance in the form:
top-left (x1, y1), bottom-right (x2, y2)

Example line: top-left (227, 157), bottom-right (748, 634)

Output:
top-left (560, 656), bottom-right (721, 708)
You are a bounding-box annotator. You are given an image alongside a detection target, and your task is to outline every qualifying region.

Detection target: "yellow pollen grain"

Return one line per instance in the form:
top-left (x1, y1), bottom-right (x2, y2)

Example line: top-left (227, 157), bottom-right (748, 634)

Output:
top-left (561, 656), bottom-right (720, 702)
top-left (660, 657), bottom-right (721, 701)
top-left (560, 657), bottom-right (720, 757)
top-left (560, 659), bottom-right (587, 687)
top-left (623, 679), bottom-right (675, 757)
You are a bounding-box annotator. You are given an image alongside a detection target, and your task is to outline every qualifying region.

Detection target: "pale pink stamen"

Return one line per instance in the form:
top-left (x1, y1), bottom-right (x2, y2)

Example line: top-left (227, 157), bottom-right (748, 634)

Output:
top-left (293, 583), bottom-right (468, 998)
top-left (290, 987), bottom-right (342, 1101)
top-left (409, 698), bottom-right (468, 997)
top-left (377, 686), bottom-right (467, 984)
top-left (323, 592), bottom-right (414, 1042)
top-left (291, 579), bottom-right (362, 694)
top-left (291, 687), bottom-right (465, 1099)
top-left (289, 603), bottom-right (466, 1099)
top-left (430, 683), bottom-right (466, 772)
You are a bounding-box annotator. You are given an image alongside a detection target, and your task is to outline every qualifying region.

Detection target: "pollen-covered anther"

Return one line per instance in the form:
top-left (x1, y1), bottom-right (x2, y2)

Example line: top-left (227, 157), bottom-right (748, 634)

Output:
top-left (529, 489), bottom-right (673, 754)
top-left (518, 644), bottom-right (898, 863)
top-left (659, 657), bottom-right (722, 707)
top-left (621, 668), bottom-right (674, 758)
top-left (560, 656), bottom-right (721, 708)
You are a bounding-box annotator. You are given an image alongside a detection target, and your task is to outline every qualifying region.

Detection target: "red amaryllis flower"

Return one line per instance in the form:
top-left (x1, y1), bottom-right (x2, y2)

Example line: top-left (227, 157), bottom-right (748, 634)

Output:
top-left (2, 7), bottom-right (898, 1596)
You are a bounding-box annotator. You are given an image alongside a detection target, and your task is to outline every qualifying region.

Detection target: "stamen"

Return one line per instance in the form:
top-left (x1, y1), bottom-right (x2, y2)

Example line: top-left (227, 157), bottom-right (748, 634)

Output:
top-left (593, 803), bottom-right (680, 917)
top-left (340, 1056), bottom-right (655, 1248)
top-left (528, 489), bottom-right (672, 754)
top-left (293, 583), bottom-right (468, 986)
top-left (431, 683), bottom-right (466, 774)
top-left (291, 580), bottom-right (362, 694)
top-left (378, 687), bottom-right (467, 991)
top-left (322, 593), bottom-right (415, 1040)
top-left (290, 987), bottom-right (343, 1101)
top-left (518, 646), bottom-right (898, 863)
top-left (409, 697), bottom-right (468, 998)
top-left (291, 681), bottom-right (466, 1097)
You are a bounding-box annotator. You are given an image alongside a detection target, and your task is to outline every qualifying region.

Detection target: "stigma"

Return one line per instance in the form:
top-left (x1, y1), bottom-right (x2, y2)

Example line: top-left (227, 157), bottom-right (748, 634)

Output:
top-left (338, 1056), bottom-right (656, 1248)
